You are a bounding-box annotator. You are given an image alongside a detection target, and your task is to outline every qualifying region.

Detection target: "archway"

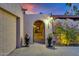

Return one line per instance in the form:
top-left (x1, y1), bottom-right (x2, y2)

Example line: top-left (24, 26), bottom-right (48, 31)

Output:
top-left (33, 20), bottom-right (45, 44)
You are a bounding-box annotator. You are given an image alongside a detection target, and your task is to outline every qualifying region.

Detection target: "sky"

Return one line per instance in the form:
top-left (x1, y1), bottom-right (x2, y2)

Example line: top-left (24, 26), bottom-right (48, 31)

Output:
top-left (21, 3), bottom-right (79, 15)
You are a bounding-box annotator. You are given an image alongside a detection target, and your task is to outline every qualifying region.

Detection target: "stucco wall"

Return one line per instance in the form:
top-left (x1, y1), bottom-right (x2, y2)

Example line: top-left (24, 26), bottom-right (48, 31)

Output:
top-left (24, 14), bottom-right (52, 45)
top-left (0, 3), bottom-right (24, 55)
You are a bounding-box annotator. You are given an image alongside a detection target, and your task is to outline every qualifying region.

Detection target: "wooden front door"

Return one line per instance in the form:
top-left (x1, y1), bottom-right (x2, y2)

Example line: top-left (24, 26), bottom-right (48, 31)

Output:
top-left (33, 20), bottom-right (45, 44)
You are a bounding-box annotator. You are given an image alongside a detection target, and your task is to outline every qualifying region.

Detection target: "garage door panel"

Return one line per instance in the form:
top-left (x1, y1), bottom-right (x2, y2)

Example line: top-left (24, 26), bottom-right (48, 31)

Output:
top-left (0, 9), bottom-right (16, 55)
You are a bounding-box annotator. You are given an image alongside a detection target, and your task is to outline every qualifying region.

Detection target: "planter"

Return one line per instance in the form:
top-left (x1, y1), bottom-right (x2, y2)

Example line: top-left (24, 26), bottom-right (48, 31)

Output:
top-left (47, 35), bottom-right (52, 47)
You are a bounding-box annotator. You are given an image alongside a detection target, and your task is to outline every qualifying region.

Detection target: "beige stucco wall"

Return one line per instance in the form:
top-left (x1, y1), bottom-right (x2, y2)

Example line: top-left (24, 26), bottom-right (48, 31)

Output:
top-left (0, 3), bottom-right (24, 56)
top-left (24, 14), bottom-right (52, 45)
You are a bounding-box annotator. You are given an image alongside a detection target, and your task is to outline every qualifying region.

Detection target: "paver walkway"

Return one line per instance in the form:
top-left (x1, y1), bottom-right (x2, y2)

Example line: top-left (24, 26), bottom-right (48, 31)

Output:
top-left (8, 43), bottom-right (79, 56)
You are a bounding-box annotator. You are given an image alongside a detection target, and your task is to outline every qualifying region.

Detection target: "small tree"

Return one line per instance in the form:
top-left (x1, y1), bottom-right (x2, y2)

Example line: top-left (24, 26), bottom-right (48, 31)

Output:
top-left (65, 3), bottom-right (79, 16)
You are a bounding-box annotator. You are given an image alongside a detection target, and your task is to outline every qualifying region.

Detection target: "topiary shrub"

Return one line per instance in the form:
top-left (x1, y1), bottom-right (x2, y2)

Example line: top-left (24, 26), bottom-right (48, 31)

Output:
top-left (47, 33), bottom-right (53, 47)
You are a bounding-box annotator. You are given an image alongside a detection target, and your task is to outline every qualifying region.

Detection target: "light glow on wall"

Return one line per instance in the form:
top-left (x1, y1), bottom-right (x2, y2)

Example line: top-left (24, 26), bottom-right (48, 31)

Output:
top-left (44, 19), bottom-right (49, 25)
top-left (44, 16), bottom-right (55, 26)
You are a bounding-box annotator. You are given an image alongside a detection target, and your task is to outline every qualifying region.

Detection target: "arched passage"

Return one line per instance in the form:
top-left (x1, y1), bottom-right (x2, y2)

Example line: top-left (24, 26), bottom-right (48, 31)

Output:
top-left (33, 20), bottom-right (45, 44)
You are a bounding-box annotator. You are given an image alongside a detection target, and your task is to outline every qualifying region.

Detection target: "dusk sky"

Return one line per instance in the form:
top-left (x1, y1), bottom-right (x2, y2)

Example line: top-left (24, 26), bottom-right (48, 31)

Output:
top-left (21, 3), bottom-right (79, 15)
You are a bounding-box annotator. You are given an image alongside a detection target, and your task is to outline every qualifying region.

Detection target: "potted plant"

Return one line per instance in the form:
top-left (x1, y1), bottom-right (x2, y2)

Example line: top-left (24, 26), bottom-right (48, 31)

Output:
top-left (47, 33), bottom-right (53, 47)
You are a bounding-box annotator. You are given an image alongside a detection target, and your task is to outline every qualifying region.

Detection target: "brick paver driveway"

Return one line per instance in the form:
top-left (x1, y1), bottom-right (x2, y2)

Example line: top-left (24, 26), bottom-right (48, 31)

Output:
top-left (8, 43), bottom-right (79, 56)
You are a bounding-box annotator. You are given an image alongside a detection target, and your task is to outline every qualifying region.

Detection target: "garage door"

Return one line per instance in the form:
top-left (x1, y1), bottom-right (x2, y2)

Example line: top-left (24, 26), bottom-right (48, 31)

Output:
top-left (0, 9), bottom-right (17, 55)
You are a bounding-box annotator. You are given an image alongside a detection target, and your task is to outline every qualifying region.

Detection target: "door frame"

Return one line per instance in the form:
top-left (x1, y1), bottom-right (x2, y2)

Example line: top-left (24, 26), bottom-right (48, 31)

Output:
top-left (33, 20), bottom-right (45, 44)
top-left (16, 17), bottom-right (20, 48)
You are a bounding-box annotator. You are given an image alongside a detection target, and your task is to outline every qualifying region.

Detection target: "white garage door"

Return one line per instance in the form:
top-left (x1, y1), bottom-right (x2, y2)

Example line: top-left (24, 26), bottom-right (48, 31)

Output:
top-left (0, 9), bottom-right (17, 55)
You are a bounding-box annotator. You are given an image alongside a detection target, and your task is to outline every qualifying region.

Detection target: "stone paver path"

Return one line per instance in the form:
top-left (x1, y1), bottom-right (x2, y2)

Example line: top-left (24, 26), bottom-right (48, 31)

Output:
top-left (8, 43), bottom-right (79, 56)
